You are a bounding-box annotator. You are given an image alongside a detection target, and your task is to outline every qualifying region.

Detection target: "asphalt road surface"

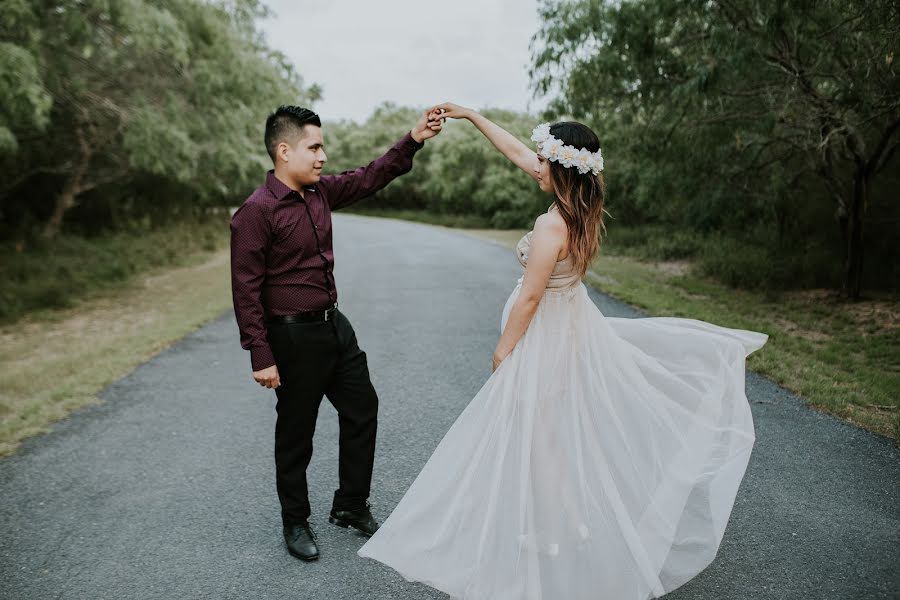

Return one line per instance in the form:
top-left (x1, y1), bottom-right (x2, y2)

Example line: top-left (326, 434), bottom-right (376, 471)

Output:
top-left (2, 214), bottom-right (897, 600)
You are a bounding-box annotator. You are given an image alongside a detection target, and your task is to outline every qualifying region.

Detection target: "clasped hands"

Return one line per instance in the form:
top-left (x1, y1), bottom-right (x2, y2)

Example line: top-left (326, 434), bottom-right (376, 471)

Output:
top-left (410, 102), bottom-right (471, 143)
top-left (410, 107), bottom-right (444, 143)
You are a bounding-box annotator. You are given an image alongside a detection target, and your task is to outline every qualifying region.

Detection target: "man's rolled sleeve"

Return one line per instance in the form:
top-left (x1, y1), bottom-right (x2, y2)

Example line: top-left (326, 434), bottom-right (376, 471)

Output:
top-left (230, 201), bottom-right (275, 371)
top-left (319, 132), bottom-right (424, 210)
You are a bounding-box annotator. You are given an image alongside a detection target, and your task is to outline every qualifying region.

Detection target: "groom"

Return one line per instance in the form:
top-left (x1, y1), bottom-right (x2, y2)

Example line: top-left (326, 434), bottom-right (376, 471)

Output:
top-left (230, 105), bottom-right (442, 561)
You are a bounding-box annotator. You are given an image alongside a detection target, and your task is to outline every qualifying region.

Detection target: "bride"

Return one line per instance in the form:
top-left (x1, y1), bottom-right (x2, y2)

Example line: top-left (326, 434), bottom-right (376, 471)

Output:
top-left (358, 102), bottom-right (768, 600)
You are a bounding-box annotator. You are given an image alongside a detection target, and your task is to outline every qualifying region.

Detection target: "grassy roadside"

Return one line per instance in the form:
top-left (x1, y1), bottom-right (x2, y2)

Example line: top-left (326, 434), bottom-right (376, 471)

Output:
top-left (1, 219), bottom-right (229, 324)
top-left (466, 228), bottom-right (900, 440)
top-left (0, 234), bottom-right (232, 457)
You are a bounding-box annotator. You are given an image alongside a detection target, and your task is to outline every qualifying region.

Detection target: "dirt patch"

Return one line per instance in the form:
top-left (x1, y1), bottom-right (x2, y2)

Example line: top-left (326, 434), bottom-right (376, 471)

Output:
top-left (652, 260), bottom-right (692, 277)
top-left (783, 289), bottom-right (899, 332)
top-left (587, 271), bottom-right (619, 287)
top-left (771, 316), bottom-right (833, 343)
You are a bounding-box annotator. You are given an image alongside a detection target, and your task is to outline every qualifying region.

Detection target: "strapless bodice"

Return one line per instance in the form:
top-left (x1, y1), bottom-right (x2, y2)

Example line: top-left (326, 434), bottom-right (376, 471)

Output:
top-left (515, 230), bottom-right (581, 290)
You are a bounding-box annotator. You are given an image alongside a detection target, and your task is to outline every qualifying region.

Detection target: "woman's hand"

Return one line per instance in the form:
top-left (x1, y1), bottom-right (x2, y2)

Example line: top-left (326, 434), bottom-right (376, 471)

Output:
top-left (434, 102), bottom-right (473, 122)
top-left (492, 348), bottom-right (510, 372)
top-left (410, 108), bottom-right (444, 143)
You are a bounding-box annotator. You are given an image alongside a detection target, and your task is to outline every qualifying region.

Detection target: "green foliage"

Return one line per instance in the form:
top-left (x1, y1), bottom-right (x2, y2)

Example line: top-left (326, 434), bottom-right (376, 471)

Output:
top-left (531, 0), bottom-right (900, 293)
top-left (603, 224), bottom-right (704, 261)
top-left (328, 104), bottom-right (550, 228)
top-left (3, 0), bottom-right (896, 299)
top-left (0, 41), bottom-right (52, 152)
top-left (0, 0), bottom-right (318, 236)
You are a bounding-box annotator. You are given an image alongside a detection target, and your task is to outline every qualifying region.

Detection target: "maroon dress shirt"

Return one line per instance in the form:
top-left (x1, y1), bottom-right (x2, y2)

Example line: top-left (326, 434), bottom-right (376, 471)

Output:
top-left (231, 132), bottom-right (424, 370)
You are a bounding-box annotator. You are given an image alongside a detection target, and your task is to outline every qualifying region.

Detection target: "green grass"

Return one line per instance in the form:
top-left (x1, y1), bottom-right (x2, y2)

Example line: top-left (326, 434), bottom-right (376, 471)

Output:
top-left (0, 245), bottom-right (232, 457)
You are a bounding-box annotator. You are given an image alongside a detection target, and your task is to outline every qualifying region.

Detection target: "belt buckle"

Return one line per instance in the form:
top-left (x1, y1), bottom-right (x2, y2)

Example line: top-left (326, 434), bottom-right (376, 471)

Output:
top-left (324, 302), bottom-right (337, 322)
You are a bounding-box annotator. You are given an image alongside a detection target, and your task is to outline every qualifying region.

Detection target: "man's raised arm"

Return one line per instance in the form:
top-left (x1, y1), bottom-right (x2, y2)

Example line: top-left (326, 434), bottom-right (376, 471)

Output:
top-left (318, 109), bottom-right (442, 210)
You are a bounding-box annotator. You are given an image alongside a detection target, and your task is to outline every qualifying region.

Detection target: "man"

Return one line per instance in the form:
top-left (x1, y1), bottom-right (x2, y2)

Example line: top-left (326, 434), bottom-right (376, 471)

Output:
top-left (230, 105), bottom-right (442, 561)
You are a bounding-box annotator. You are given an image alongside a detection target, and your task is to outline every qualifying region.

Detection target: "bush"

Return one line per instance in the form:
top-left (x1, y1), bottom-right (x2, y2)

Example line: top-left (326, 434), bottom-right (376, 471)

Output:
top-left (698, 237), bottom-right (776, 290)
top-left (603, 225), bottom-right (704, 260)
top-left (698, 235), bottom-right (843, 291)
top-left (0, 216), bottom-right (229, 324)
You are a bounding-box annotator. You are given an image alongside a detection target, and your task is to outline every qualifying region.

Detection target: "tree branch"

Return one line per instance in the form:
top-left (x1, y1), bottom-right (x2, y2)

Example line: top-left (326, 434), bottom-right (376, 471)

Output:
top-left (0, 165), bottom-right (74, 199)
top-left (873, 138), bottom-right (900, 176)
top-left (869, 114), bottom-right (900, 175)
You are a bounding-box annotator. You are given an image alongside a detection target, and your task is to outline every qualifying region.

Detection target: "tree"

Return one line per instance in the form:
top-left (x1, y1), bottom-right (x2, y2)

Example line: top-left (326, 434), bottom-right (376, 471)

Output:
top-left (0, 0), bottom-right (318, 238)
top-left (713, 1), bottom-right (900, 298)
top-left (531, 0), bottom-right (900, 298)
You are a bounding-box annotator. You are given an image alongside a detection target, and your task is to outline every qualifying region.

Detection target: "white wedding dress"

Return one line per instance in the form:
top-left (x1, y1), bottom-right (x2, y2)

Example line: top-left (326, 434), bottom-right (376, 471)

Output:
top-left (359, 228), bottom-right (767, 600)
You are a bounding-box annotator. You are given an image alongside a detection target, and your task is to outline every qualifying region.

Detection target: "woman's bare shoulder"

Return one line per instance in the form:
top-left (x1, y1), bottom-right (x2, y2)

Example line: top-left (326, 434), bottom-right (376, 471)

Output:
top-left (534, 210), bottom-right (567, 237)
top-left (532, 211), bottom-right (568, 260)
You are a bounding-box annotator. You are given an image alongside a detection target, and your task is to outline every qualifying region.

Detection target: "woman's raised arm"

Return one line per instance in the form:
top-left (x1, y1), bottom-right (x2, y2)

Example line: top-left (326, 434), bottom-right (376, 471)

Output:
top-left (434, 102), bottom-right (539, 182)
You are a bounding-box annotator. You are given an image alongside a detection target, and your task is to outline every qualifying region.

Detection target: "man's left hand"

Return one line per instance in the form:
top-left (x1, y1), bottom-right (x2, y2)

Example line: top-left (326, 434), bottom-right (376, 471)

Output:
top-left (410, 108), bottom-right (444, 143)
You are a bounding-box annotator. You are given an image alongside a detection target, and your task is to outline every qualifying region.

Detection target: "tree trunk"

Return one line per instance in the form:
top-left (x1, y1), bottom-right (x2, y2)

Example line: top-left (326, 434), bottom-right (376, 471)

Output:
top-left (842, 173), bottom-right (866, 300)
top-left (42, 135), bottom-right (91, 239)
top-left (43, 181), bottom-right (77, 239)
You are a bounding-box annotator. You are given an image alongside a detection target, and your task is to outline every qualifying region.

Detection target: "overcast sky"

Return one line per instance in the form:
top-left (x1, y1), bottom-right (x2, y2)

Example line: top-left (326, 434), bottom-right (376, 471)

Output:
top-left (258, 0), bottom-right (544, 123)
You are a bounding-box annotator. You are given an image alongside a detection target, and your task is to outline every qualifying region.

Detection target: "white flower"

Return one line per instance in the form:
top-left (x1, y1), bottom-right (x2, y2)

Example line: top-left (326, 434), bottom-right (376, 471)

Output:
top-left (540, 138), bottom-right (563, 159)
top-left (530, 123), bottom-right (551, 144)
top-left (558, 145), bottom-right (578, 168)
top-left (574, 148), bottom-right (593, 174)
top-left (592, 150), bottom-right (604, 175)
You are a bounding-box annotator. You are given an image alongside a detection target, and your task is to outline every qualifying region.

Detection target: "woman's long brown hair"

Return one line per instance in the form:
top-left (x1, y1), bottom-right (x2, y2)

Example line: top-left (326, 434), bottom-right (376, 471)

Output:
top-left (547, 122), bottom-right (607, 278)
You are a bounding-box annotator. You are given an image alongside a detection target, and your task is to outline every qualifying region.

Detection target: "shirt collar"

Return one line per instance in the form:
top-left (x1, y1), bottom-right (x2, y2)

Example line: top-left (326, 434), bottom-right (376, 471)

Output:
top-left (265, 171), bottom-right (316, 200)
top-left (265, 171), bottom-right (295, 201)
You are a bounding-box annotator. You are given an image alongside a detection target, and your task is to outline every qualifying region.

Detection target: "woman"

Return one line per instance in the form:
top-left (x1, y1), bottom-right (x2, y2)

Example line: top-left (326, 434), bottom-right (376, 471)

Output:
top-left (358, 103), bottom-right (768, 600)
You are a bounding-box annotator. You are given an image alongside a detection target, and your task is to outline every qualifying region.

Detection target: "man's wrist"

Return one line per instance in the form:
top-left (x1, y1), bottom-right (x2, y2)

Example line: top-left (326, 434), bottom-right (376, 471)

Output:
top-left (250, 345), bottom-right (276, 372)
top-left (410, 128), bottom-right (424, 144)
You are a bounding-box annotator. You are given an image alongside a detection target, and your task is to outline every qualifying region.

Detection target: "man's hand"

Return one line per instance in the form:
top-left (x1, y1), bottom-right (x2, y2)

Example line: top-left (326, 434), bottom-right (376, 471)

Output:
top-left (253, 364), bottom-right (281, 389)
top-left (410, 108), bottom-right (444, 143)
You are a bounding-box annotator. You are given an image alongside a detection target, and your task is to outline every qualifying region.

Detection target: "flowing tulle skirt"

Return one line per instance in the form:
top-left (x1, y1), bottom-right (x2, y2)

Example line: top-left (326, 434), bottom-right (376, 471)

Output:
top-left (359, 282), bottom-right (767, 600)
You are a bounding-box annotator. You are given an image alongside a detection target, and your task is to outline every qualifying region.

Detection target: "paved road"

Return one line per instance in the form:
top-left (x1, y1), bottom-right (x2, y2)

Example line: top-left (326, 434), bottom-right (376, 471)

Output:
top-left (2, 214), bottom-right (898, 600)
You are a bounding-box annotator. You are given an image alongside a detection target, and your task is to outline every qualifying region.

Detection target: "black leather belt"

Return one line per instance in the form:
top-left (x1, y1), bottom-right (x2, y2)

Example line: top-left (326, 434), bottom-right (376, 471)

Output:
top-left (266, 305), bottom-right (338, 324)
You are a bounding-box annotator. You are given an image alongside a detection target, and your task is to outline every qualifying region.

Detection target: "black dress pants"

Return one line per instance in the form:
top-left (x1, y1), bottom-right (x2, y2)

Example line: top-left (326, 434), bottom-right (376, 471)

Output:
top-left (267, 309), bottom-right (378, 526)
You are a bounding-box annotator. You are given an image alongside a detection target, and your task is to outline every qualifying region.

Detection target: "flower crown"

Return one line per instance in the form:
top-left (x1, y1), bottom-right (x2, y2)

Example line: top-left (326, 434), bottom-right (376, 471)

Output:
top-left (530, 123), bottom-right (604, 175)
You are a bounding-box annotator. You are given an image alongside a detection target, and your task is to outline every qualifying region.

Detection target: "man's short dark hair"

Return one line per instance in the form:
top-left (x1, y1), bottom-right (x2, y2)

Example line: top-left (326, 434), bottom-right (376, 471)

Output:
top-left (264, 106), bottom-right (322, 162)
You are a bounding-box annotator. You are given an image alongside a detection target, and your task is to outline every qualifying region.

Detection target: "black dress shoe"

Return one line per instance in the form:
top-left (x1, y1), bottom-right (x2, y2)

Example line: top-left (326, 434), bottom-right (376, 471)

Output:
top-left (283, 522), bottom-right (319, 561)
top-left (329, 503), bottom-right (380, 537)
